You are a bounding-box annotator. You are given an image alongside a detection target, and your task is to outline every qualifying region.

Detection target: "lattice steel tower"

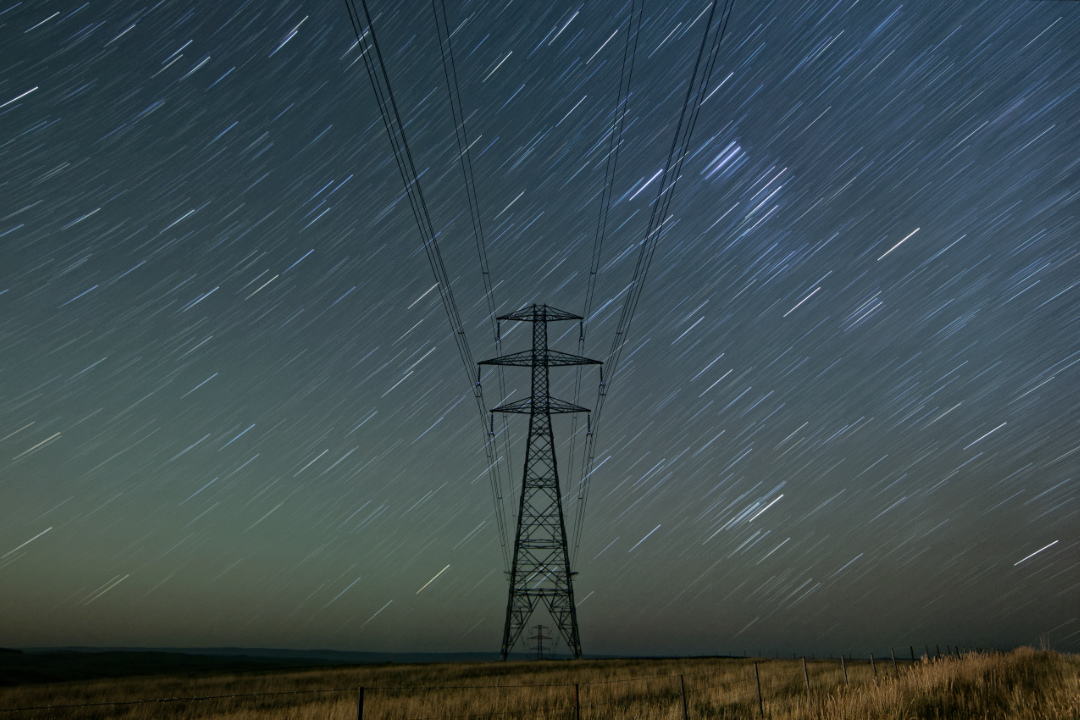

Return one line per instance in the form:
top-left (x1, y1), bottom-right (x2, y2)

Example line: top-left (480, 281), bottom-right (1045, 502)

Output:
top-left (480, 304), bottom-right (600, 660)
top-left (529, 624), bottom-right (553, 660)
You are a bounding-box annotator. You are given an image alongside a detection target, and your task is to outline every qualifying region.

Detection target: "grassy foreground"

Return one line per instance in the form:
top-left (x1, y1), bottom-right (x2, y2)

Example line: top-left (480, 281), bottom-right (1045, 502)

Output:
top-left (0, 647), bottom-right (1076, 719)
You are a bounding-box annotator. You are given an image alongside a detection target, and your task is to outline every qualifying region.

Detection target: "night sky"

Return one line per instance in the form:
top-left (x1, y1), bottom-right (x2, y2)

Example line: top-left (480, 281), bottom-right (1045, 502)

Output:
top-left (2, 0), bottom-right (1078, 658)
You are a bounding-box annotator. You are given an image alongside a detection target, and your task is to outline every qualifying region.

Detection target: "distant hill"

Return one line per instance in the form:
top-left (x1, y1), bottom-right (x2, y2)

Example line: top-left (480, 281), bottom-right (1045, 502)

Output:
top-left (3, 647), bottom-right (505, 686)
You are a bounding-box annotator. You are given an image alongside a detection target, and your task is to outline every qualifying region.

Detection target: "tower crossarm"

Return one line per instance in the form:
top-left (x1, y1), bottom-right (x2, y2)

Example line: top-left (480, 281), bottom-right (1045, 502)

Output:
top-left (497, 305), bottom-right (582, 323)
top-left (479, 349), bottom-right (601, 367)
top-left (492, 397), bottom-right (591, 414)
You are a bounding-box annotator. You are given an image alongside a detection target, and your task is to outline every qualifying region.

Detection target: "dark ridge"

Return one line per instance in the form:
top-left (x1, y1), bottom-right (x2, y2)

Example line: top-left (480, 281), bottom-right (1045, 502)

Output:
top-left (1, 650), bottom-right (343, 686)
top-left (2, 648), bottom-right (522, 686)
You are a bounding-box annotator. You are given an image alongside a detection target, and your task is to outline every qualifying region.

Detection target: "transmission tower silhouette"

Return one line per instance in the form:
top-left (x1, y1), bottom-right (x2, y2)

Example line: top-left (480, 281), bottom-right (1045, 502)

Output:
top-left (529, 624), bottom-right (553, 660)
top-left (480, 304), bottom-right (601, 660)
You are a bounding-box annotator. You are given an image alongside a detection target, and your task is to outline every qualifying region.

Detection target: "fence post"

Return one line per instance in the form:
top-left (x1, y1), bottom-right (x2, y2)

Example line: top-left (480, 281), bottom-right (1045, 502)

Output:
top-left (574, 683), bottom-right (580, 720)
top-left (910, 646), bottom-right (915, 664)
top-left (840, 655), bottom-right (848, 685)
top-left (679, 674), bottom-right (689, 720)
top-left (357, 687), bottom-right (364, 720)
top-left (870, 653), bottom-right (876, 677)
top-left (802, 657), bottom-right (811, 703)
top-left (754, 662), bottom-right (765, 719)
top-left (891, 648), bottom-right (898, 675)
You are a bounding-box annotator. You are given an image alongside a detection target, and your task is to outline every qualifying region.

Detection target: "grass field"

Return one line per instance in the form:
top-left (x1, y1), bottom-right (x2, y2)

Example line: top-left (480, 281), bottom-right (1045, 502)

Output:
top-left (0, 647), bottom-right (1076, 719)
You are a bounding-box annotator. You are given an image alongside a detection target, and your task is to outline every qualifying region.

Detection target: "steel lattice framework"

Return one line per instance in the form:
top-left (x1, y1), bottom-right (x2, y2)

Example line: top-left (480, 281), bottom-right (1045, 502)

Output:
top-left (480, 304), bottom-right (601, 659)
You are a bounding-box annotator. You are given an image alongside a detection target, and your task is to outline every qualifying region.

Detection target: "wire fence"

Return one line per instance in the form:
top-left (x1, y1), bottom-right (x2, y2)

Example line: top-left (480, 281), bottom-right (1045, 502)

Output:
top-left (0, 646), bottom-right (988, 720)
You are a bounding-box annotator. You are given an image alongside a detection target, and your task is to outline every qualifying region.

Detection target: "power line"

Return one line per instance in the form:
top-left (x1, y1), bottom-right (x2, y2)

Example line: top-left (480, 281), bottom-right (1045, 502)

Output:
top-left (343, 0), bottom-right (510, 569)
top-left (430, 0), bottom-right (496, 343)
top-left (580, 1), bottom-right (642, 340)
top-left (567, 0), bottom-right (642, 562)
top-left (430, 0), bottom-right (517, 543)
top-left (573, 0), bottom-right (737, 563)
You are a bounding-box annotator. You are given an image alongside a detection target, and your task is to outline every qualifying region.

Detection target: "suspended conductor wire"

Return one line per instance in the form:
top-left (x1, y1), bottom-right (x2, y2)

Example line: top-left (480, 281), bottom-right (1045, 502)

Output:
top-left (430, 0), bottom-right (517, 529)
top-left (572, 0), bottom-right (736, 564)
top-left (343, 0), bottom-right (510, 570)
top-left (565, 0), bottom-right (641, 555)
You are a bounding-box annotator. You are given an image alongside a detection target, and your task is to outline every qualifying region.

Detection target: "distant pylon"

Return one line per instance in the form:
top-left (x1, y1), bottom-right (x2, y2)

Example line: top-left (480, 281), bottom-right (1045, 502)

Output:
top-left (480, 304), bottom-right (601, 660)
top-left (529, 624), bottom-right (553, 660)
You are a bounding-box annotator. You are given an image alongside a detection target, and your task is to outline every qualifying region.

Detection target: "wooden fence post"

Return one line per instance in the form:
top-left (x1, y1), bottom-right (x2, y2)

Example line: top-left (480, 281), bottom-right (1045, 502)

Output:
top-left (574, 683), bottom-right (580, 720)
top-left (679, 674), bottom-right (689, 720)
top-left (891, 648), bottom-right (898, 675)
top-left (754, 662), bottom-right (765, 719)
top-left (840, 655), bottom-right (848, 685)
top-left (802, 657), bottom-right (811, 703)
top-left (870, 653), bottom-right (876, 677)
top-left (357, 687), bottom-right (364, 720)
top-left (910, 646), bottom-right (915, 664)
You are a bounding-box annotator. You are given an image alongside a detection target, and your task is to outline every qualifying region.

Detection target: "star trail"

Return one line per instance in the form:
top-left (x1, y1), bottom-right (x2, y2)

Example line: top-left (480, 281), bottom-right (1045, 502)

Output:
top-left (1, 0), bottom-right (1078, 657)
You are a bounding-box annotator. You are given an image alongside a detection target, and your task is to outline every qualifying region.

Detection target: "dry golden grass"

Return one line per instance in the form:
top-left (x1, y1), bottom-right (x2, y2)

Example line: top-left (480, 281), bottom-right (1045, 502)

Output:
top-left (0, 648), bottom-right (1076, 719)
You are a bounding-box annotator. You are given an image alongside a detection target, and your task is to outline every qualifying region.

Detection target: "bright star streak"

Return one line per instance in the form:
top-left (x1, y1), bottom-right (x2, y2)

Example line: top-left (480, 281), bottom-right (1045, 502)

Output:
top-left (1014, 540), bottom-right (1058, 566)
top-left (416, 565), bottom-right (451, 594)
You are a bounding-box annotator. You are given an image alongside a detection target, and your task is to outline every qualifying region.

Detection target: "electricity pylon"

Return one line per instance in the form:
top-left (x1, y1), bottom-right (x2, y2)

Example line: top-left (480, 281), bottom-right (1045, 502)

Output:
top-left (479, 304), bottom-right (601, 660)
top-left (529, 624), bottom-right (553, 660)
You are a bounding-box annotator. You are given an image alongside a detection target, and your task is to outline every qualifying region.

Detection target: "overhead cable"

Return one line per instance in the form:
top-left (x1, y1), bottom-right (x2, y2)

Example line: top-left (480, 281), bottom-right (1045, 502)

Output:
top-left (430, 0), bottom-right (518, 529)
top-left (573, 0), bottom-right (737, 563)
top-left (343, 0), bottom-right (510, 569)
top-left (567, 0), bottom-right (642, 561)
